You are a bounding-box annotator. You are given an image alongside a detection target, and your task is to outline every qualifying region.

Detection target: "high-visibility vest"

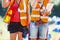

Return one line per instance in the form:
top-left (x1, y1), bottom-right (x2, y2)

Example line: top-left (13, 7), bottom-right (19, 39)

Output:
top-left (19, 0), bottom-right (29, 26)
top-left (3, 0), bottom-right (14, 23)
top-left (31, 3), bottom-right (41, 21)
top-left (40, 0), bottom-right (50, 23)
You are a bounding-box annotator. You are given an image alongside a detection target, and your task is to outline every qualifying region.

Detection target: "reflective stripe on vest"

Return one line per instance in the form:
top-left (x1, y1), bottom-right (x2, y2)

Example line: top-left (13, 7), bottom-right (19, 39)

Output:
top-left (31, 9), bottom-right (40, 17)
top-left (20, 16), bottom-right (27, 19)
top-left (31, 15), bottom-right (40, 17)
top-left (19, 0), bottom-right (26, 19)
top-left (40, 16), bottom-right (48, 22)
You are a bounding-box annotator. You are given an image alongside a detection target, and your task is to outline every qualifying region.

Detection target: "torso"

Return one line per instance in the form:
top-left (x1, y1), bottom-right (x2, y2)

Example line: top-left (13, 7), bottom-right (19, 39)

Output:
top-left (10, 0), bottom-right (20, 22)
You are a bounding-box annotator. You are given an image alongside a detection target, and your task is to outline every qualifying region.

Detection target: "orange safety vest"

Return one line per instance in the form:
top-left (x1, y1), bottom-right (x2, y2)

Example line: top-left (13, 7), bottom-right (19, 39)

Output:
top-left (3, 0), bottom-right (29, 26)
top-left (19, 0), bottom-right (29, 26)
top-left (40, 0), bottom-right (50, 23)
top-left (31, 2), bottom-right (41, 22)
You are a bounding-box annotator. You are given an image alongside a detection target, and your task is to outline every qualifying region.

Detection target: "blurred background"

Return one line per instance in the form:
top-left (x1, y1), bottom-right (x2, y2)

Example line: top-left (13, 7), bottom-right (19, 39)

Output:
top-left (0, 0), bottom-right (60, 40)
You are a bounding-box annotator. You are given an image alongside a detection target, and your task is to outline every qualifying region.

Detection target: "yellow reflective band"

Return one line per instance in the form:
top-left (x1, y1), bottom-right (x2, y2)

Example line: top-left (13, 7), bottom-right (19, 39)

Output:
top-left (8, 10), bottom-right (12, 15)
top-left (3, 16), bottom-right (10, 23)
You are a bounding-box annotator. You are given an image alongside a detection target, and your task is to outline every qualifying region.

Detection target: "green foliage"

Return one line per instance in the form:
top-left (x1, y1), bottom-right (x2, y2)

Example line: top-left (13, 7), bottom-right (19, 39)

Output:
top-left (50, 4), bottom-right (60, 17)
top-left (0, 3), bottom-right (8, 17)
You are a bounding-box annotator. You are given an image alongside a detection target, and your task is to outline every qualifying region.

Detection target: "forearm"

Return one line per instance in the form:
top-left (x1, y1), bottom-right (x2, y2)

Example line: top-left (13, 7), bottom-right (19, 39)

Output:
top-left (2, 0), bottom-right (10, 8)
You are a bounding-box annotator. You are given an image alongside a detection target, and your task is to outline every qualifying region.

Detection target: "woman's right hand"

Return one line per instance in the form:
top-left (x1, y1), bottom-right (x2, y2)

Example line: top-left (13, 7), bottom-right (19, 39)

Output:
top-left (2, 0), bottom-right (10, 8)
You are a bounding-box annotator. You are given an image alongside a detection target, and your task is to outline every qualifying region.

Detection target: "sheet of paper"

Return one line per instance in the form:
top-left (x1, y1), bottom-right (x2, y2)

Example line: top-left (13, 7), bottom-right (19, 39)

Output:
top-left (46, 3), bottom-right (54, 12)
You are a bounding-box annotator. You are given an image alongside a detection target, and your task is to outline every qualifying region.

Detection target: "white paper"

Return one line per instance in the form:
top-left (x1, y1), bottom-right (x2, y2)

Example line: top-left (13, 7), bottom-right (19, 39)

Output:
top-left (46, 3), bottom-right (54, 12)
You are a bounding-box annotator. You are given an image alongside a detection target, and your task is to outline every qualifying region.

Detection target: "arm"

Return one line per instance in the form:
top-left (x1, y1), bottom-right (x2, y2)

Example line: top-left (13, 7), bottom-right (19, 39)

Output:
top-left (46, 3), bottom-right (54, 15)
top-left (40, 3), bottom-right (54, 16)
top-left (2, 0), bottom-right (10, 8)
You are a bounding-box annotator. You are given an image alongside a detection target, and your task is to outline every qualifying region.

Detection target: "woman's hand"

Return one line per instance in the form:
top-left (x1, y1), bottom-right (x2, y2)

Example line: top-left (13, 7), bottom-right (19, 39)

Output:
top-left (2, 0), bottom-right (10, 8)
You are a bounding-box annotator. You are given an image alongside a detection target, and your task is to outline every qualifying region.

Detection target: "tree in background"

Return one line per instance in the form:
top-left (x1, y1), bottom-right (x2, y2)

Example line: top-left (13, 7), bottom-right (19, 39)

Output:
top-left (50, 4), bottom-right (60, 17)
top-left (0, 1), bottom-right (7, 17)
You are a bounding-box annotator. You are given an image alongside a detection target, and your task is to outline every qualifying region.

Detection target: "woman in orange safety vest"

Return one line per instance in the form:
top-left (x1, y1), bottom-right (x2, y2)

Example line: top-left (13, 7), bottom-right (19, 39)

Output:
top-left (2, 0), bottom-right (29, 40)
top-left (29, 0), bottom-right (54, 40)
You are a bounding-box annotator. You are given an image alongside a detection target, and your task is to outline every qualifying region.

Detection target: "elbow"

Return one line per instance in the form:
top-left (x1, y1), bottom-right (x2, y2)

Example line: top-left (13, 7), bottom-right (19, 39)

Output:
top-left (2, 5), bottom-right (6, 8)
top-left (2, 4), bottom-right (8, 8)
top-left (2, 3), bottom-right (9, 8)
